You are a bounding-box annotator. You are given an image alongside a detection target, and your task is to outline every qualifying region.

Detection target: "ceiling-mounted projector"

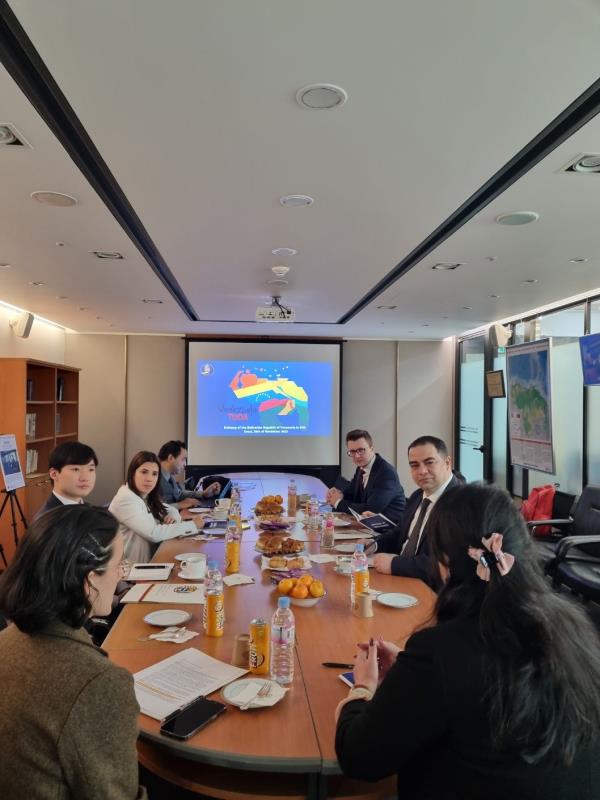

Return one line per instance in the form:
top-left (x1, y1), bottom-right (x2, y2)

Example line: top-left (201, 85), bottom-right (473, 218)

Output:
top-left (255, 295), bottom-right (295, 323)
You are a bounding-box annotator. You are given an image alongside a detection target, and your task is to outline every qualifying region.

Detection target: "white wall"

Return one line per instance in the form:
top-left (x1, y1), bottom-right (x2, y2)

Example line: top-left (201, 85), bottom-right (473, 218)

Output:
top-left (0, 305), bottom-right (66, 362)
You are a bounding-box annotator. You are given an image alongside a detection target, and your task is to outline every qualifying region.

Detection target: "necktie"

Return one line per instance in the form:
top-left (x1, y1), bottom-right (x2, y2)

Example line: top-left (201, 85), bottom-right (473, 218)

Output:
top-left (357, 468), bottom-right (367, 501)
top-left (401, 498), bottom-right (432, 557)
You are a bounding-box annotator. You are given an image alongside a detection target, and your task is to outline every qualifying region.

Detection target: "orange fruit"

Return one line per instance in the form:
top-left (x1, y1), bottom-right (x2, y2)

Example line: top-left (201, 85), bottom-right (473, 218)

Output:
top-left (291, 583), bottom-right (309, 599)
top-left (298, 574), bottom-right (314, 586)
top-left (278, 578), bottom-right (294, 595)
top-left (309, 580), bottom-right (325, 598)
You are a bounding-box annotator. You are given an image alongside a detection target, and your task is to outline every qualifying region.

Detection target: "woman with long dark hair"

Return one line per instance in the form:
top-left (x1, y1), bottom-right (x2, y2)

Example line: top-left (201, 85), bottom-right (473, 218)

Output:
top-left (335, 483), bottom-right (600, 799)
top-left (109, 450), bottom-right (204, 561)
top-left (0, 505), bottom-right (146, 798)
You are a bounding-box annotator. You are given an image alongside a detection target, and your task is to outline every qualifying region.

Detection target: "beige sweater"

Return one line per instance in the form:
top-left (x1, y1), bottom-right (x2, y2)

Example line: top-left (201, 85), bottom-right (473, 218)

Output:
top-left (0, 620), bottom-right (146, 800)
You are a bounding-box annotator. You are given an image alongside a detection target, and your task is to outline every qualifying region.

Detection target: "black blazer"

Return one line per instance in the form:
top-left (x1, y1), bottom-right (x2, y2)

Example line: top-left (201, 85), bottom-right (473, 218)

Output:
top-left (33, 491), bottom-right (65, 522)
top-left (336, 453), bottom-right (406, 524)
top-left (376, 474), bottom-right (461, 586)
top-left (336, 618), bottom-right (598, 800)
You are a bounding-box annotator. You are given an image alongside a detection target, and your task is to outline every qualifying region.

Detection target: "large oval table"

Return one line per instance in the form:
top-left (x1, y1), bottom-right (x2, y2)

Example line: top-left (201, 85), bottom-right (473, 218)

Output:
top-left (104, 474), bottom-right (436, 800)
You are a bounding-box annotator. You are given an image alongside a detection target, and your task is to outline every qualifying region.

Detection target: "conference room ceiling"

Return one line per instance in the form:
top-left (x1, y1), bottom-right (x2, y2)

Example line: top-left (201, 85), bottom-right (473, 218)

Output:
top-left (1, 0), bottom-right (600, 339)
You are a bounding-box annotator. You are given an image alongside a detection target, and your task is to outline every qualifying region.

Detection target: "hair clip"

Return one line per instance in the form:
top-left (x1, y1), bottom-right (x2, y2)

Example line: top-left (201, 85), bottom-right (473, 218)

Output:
top-left (468, 533), bottom-right (515, 582)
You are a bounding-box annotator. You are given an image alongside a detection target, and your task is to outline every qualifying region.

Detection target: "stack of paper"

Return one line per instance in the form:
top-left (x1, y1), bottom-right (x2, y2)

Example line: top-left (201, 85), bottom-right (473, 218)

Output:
top-left (121, 582), bottom-right (205, 604)
top-left (127, 563), bottom-right (174, 581)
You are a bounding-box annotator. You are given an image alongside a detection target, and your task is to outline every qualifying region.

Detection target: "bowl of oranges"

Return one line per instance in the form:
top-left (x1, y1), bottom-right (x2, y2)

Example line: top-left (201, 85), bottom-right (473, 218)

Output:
top-left (277, 574), bottom-right (326, 607)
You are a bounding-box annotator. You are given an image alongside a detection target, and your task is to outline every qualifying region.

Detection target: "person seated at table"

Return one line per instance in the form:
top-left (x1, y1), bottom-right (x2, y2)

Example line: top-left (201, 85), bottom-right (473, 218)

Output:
top-left (335, 483), bottom-right (600, 799)
top-left (325, 429), bottom-right (406, 523)
top-left (34, 440), bottom-right (98, 519)
top-left (158, 440), bottom-right (221, 509)
top-left (0, 505), bottom-right (146, 799)
top-left (109, 451), bottom-right (204, 562)
top-left (368, 435), bottom-right (460, 588)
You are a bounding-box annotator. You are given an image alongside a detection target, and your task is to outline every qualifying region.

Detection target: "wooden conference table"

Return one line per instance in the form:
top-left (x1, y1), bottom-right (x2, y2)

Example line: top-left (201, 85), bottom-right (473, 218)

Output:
top-left (105, 474), bottom-right (436, 800)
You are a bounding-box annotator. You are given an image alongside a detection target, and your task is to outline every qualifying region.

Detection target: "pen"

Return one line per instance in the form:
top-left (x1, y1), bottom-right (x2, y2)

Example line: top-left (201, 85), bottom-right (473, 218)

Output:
top-left (321, 662), bottom-right (354, 669)
top-left (133, 564), bottom-right (168, 569)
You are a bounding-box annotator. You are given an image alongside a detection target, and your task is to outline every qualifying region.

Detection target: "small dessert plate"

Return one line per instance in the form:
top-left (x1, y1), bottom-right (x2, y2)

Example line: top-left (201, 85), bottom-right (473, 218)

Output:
top-left (143, 609), bottom-right (192, 627)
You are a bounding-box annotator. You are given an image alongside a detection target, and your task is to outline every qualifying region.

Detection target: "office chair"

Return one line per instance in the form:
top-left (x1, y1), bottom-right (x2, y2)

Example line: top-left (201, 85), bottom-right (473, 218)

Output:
top-left (538, 485), bottom-right (600, 578)
top-left (527, 489), bottom-right (577, 568)
top-left (552, 535), bottom-right (600, 603)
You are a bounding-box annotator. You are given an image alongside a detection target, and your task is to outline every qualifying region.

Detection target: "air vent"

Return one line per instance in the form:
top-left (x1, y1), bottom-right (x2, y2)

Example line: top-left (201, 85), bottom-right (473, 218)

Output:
top-left (559, 153), bottom-right (600, 174)
top-left (91, 250), bottom-right (124, 260)
top-left (0, 123), bottom-right (31, 147)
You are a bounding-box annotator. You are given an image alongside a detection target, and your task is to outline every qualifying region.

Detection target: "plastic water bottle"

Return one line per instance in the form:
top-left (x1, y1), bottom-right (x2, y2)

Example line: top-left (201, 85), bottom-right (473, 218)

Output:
top-left (350, 543), bottom-right (369, 610)
top-left (230, 482), bottom-right (240, 504)
top-left (287, 478), bottom-right (297, 517)
top-left (308, 495), bottom-right (320, 529)
top-left (225, 520), bottom-right (240, 575)
top-left (204, 560), bottom-right (224, 636)
top-left (321, 509), bottom-right (335, 549)
top-left (270, 596), bottom-right (295, 685)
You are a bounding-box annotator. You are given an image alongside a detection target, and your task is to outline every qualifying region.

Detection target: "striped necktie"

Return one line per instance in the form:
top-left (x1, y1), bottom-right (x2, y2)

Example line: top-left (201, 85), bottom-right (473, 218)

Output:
top-left (401, 498), bottom-right (432, 557)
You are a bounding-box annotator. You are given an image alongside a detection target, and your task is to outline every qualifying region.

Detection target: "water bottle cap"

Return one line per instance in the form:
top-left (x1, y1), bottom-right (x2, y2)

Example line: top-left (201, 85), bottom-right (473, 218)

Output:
top-left (355, 543), bottom-right (364, 552)
top-left (278, 596), bottom-right (291, 609)
top-left (208, 559), bottom-right (218, 569)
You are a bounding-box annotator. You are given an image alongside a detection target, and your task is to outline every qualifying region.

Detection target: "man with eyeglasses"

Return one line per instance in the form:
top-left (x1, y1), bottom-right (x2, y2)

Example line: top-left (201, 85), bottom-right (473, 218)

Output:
top-left (325, 429), bottom-right (406, 524)
top-left (368, 435), bottom-right (461, 587)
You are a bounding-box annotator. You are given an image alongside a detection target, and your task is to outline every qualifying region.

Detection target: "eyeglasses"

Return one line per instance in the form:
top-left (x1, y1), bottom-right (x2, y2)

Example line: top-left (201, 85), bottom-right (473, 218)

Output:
top-left (346, 447), bottom-right (368, 457)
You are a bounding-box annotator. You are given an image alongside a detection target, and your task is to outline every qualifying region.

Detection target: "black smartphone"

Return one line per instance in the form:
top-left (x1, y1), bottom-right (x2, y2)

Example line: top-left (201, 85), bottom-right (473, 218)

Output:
top-left (160, 697), bottom-right (226, 740)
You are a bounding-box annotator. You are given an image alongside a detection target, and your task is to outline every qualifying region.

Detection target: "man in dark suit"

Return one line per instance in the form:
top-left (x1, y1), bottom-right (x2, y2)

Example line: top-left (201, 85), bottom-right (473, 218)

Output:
top-left (34, 441), bottom-right (98, 520)
top-left (371, 435), bottom-right (460, 587)
top-left (158, 440), bottom-right (221, 509)
top-left (326, 429), bottom-right (406, 524)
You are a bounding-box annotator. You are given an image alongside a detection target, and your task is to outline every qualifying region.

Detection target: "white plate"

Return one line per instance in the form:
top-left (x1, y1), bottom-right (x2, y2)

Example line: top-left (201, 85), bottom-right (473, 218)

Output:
top-left (143, 609), bottom-right (192, 627)
top-left (376, 592), bottom-right (418, 609)
top-left (177, 570), bottom-right (204, 581)
top-left (174, 552), bottom-right (203, 562)
top-left (222, 678), bottom-right (278, 709)
top-left (333, 518), bottom-right (351, 527)
top-left (334, 543), bottom-right (358, 554)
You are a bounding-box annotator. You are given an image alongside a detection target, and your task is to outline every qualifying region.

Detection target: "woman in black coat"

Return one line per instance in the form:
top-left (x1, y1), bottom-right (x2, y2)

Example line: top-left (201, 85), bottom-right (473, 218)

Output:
top-left (335, 483), bottom-right (600, 800)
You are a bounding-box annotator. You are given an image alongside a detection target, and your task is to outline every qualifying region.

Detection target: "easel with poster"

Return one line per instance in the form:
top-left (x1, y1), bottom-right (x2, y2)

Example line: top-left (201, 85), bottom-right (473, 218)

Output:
top-left (0, 434), bottom-right (28, 566)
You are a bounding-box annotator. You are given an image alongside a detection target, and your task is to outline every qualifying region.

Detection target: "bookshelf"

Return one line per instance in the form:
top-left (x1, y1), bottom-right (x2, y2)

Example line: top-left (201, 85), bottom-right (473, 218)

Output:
top-left (0, 359), bottom-right (80, 562)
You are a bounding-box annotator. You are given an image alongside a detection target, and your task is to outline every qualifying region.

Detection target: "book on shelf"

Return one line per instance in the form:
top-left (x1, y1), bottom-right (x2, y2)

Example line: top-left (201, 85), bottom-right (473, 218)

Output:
top-left (26, 379), bottom-right (33, 401)
top-left (25, 413), bottom-right (37, 439)
top-left (26, 449), bottom-right (39, 475)
top-left (57, 376), bottom-right (65, 401)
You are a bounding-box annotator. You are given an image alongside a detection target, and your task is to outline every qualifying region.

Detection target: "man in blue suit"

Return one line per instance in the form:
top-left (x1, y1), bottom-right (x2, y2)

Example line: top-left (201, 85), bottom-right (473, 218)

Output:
top-left (326, 429), bottom-right (406, 524)
top-left (370, 435), bottom-right (461, 587)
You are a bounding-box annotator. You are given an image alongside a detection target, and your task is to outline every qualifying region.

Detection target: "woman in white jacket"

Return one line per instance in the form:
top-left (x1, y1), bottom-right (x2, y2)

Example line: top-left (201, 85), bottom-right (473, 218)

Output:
top-left (109, 451), bottom-right (204, 562)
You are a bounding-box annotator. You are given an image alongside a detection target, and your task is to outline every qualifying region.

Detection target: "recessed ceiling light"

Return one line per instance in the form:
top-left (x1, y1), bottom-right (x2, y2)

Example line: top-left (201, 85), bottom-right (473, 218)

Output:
top-left (0, 263), bottom-right (12, 270)
top-left (272, 248), bottom-right (297, 257)
top-left (485, 256), bottom-right (497, 262)
top-left (28, 281), bottom-right (46, 287)
top-left (55, 241), bottom-right (66, 247)
top-left (280, 195), bottom-right (314, 207)
top-left (572, 154), bottom-right (600, 173)
top-left (142, 298), bottom-right (164, 304)
top-left (376, 305), bottom-right (397, 310)
top-left (569, 257), bottom-right (588, 263)
top-left (31, 190), bottom-right (78, 207)
top-left (296, 84), bottom-right (348, 110)
top-left (521, 279), bottom-right (538, 284)
top-left (462, 306), bottom-right (473, 310)
top-left (489, 294), bottom-right (500, 299)
top-left (495, 211), bottom-right (539, 226)
top-left (432, 262), bottom-right (462, 271)
top-left (91, 250), bottom-right (124, 260)
top-left (0, 123), bottom-right (30, 147)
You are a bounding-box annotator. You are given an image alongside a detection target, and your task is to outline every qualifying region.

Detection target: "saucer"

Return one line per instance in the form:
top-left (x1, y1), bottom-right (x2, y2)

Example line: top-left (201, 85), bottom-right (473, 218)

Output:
top-left (143, 609), bottom-right (191, 627)
top-left (376, 592), bottom-right (418, 609)
top-left (177, 570), bottom-right (204, 581)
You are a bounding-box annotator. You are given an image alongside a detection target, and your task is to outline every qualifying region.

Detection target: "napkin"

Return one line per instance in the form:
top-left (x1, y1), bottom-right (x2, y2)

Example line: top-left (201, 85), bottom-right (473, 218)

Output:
top-left (223, 573), bottom-right (255, 586)
top-left (235, 681), bottom-right (288, 708)
top-left (148, 626), bottom-right (199, 643)
top-left (309, 553), bottom-right (337, 564)
top-left (189, 534), bottom-right (211, 541)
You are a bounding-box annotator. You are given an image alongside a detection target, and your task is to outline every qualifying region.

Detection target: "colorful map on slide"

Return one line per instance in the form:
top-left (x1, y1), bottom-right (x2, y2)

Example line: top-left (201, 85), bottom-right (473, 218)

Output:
top-left (197, 360), bottom-right (332, 436)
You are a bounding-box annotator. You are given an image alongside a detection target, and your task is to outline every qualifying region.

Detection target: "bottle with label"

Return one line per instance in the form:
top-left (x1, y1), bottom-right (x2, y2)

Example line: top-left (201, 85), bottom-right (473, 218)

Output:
top-left (321, 509), bottom-right (335, 549)
top-left (308, 495), bottom-right (321, 529)
top-left (350, 543), bottom-right (369, 610)
top-left (249, 618), bottom-right (270, 674)
top-left (230, 482), bottom-right (240, 504)
top-left (270, 596), bottom-right (295, 685)
top-left (287, 478), bottom-right (297, 517)
top-left (204, 560), bottom-right (224, 636)
top-left (225, 520), bottom-right (241, 575)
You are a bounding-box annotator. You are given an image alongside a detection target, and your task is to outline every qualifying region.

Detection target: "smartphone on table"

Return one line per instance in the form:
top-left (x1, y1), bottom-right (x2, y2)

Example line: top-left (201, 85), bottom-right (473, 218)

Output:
top-left (160, 696), bottom-right (226, 740)
top-left (338, 671), bottom-right (355, 688)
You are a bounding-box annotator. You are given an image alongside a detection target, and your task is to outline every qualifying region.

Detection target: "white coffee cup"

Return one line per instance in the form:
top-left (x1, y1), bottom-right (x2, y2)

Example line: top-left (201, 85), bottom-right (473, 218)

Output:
top-left (180, 554), bottom-right (207, 579)
top-left (215, 498), bottom-right (231, 509)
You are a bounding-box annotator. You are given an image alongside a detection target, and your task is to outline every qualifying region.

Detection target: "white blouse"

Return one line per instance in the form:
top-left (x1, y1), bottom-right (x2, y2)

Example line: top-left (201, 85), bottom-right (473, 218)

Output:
top-left (108, 484), bottom-right (197, 562)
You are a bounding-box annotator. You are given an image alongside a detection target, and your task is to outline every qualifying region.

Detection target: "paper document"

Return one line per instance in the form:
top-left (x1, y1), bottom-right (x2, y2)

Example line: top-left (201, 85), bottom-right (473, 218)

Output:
top-left (121, 582), bottom-right (205, 604)
top-left (127, 563), bottom-right (174, 581)
top-left (134, 648), bottom-right (247, 720)
top-left (333, 531), bottom-right (373, 540)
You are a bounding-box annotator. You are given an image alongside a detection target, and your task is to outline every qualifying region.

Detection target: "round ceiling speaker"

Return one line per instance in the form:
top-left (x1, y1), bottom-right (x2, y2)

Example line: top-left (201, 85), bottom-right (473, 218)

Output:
top-left (495, 211), bottom-right (539, 226)
top-left (296, 84), bottom-right (348, 109)
top-left (280, 194), bottom-right (314, 207)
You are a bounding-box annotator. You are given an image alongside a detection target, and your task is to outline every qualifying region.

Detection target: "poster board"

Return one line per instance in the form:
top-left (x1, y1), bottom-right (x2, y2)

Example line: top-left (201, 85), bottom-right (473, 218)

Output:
top-left (506, 339), bottom-right (555, 473)
top-left (0, 434), bottom-right (26, 491)
top-left (485, 370), bottom-right (506, 398)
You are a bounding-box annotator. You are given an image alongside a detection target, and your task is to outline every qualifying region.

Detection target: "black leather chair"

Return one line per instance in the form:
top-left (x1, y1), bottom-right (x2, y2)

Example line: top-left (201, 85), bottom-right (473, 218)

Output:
top-left (538, 485), bottom-right (600, 578)
top-left (552, 535), bottom-right (600, 602)
top-left (527, 489), bottom-right (577, 568)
